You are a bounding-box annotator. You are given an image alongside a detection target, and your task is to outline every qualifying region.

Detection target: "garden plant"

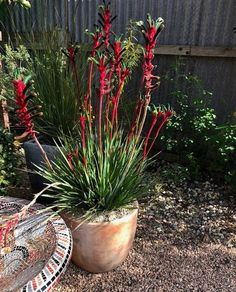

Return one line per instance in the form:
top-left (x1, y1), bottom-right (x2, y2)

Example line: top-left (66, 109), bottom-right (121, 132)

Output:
top-left (0, 1), bottom-right (235, 290)
top-left (0, 127), bottom-right (18, 195)
top-left (9, 2), bottom-right (173, 272)
top-left (160, 58), bottom-right (236, 187)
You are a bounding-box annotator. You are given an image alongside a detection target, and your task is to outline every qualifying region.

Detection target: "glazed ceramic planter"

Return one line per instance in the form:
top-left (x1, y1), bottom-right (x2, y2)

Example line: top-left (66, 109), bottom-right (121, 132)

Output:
top-left (0, 196), bottom-right (72, 292)
top-left (23, 139), bottom-right (58, 194)
top-left (61, 206), bottom-right (138, 273)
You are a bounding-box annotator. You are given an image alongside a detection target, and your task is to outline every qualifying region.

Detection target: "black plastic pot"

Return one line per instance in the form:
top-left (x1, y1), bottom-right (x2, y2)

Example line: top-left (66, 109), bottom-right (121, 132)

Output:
top-left (23, 139), bottom-right (59, 195)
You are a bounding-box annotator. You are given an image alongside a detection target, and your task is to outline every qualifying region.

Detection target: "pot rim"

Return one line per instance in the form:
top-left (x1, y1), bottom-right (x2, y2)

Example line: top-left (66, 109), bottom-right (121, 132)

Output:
top-left (61, 203), bottom-right (139, 226)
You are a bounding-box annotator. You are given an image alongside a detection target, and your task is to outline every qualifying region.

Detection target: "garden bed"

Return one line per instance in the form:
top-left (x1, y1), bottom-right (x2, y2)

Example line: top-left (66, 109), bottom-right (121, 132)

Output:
top-left (8, 165), bottom-right (236, 291)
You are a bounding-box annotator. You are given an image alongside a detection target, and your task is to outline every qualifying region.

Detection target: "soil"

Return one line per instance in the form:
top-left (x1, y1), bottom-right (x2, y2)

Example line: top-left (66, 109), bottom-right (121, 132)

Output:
top-left (6, 166), bottom-right (236, 292)
top-left (68, 201), bottom-right (138, 223)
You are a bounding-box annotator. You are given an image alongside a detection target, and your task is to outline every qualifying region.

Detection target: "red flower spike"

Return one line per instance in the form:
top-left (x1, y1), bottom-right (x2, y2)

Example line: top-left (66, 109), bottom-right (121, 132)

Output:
top-left (13, 80), bottom-right (35, 138)
top-left (144, 26), bottom-right (158, 49)
top-left (98, 56), bottom-right (107, 95)
top-left (98, 3), bottom-right (114, 49)
top-left (113, 40), bottom-right (122, 58)
top-left (141, 18), bottom-right (163, 99)
top-left (164, 110), bottom-right (173, 118)
top-left (92, 31), bottom-right (103, 56)
top-left (103, 7), bottom-right (112, 48)
top-left (113, 40), bottom-right (123, 76)
top-left (136, 17), bottom-right (164, 141)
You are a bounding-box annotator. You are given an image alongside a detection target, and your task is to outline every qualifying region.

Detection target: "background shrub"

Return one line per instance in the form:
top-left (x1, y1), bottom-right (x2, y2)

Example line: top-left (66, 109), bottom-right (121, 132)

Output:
top-left (0, 127), bottom-right (18, 194)
top-left (0, 44), bottom-right (31, 101)
top-left (159, 58), bottom-right (236, 188)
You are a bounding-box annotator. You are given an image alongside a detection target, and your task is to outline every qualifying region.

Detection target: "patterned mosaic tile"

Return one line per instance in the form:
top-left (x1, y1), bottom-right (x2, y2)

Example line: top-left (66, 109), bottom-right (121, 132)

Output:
top-left (0, 197), bottom-right (72, 292)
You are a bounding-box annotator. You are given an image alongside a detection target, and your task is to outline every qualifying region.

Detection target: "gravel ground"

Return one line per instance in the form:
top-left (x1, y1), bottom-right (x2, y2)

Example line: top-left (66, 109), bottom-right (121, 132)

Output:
top-left (52, 170), bottom-right (236, 292)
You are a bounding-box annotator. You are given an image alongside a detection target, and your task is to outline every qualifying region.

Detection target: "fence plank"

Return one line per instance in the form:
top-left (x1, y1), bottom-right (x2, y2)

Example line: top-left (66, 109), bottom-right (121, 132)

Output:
top-left (155, 46), bottom-right (236, 58)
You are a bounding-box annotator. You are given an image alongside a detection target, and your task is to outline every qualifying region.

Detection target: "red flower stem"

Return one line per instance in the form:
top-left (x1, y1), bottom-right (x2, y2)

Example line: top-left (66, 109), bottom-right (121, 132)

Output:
top-left (136, 97), bottom-right (151, 141)
top-left (115, 82), bottom-right (125, 126)
top-left (134, 101), bottom-right (144, 136)
top-left (32, 133), bottom-right (52, 169)
top-left (145, 117), bottom-right (168, 157)
top-left (110, 80), bottom-right (124, 132)
top-left (88, 104), bottom-right (92, 134)
top-left (143, 115), bottom-right (158, 159)
top-left (87, 61), bottom-right (94, 133)
top-left (80, 116), bottom-right (87, 167)
top-left (111, 101), bottom-right (116, 135)
top-left (88, 61), bottom-right (94, 99)
top-left (81, 127), bottom-right (86, 151)
top-left (105, 96), bottom-right (111, 133)
top-left (98, 94), bottom-right (103, 150)
top-left (105, 64), bottom-right (115, 136)
top-left (73, 64), bottom-right (81, 101)
top-left (98, 57), bottom-right (107, 150)
top-left (128, 100), bottom-right (143, 141)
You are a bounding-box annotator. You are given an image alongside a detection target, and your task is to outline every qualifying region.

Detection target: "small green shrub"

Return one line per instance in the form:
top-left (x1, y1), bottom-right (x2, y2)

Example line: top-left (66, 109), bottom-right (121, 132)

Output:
top-left (206, 124), bottom-right (236, 188)
top-left (0, 127), bottom-right (18, 194)
top-left (160, 58), bottom-right (236, 187)
top-left (0, 44), bottom-right (31, 101)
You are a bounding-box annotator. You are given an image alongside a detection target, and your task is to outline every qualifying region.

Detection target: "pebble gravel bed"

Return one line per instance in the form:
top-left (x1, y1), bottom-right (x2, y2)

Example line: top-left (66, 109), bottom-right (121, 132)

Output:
top-left (54, 170), bottom-right (236, 292)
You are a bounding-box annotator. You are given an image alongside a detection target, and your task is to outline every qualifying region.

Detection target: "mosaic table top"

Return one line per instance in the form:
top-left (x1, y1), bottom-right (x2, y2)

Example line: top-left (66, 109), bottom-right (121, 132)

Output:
top-left (0, 196), bottom-right (72, 292)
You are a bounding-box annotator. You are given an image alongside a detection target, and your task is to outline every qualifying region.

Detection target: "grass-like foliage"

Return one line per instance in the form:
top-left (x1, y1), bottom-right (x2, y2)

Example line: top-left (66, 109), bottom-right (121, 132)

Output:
top-left (30, 49), bottom-right (80, 139)
top-left (28, 32), bottom-right (87, 140)
top-left (38, 132), bottom-right (146, 212)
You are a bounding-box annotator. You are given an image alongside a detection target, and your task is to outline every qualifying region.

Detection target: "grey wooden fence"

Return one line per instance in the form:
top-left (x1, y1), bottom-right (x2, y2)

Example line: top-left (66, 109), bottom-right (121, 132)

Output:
top-left (2, 0), bottom-right (236, 121)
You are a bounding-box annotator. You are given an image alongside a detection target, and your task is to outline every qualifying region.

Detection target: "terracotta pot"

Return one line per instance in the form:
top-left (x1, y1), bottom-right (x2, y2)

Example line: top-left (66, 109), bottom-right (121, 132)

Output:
top-left (61, 206), bottom-right (138, 273)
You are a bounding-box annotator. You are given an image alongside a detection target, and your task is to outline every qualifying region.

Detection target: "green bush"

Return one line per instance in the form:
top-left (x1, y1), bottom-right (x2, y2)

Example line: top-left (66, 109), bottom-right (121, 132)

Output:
top-left (206, 124), bottom-right (236, 188)
top-left (160, 58), bottom-right (236, 187)
top-left (0, 127), bottom-right (18, 194)
top-left (0, 44), bottom-right (31, 101)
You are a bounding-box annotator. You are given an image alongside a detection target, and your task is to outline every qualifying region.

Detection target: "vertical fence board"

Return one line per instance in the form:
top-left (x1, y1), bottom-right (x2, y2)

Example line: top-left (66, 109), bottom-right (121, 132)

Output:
top-left (2, 0), bottom-right (236, 121)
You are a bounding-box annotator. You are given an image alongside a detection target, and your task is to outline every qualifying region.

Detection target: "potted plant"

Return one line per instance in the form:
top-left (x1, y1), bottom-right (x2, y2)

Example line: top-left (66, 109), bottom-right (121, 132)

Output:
top-left (32, 3), bottom-right (174, 273)
top-left (12, 26), bottom-right (141, 193)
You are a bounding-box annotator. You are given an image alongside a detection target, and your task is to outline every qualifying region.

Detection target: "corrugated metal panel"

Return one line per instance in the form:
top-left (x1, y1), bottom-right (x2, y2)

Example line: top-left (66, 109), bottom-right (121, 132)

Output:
top-left (5, 0), bottom-right (236, 46)
top-left (3, 0), bottom-right (236, 121)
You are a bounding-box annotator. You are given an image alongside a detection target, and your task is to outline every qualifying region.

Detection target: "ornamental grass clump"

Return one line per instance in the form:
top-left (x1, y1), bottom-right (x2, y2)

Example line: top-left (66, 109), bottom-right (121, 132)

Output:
top-left (14, 2), bottom-right (173, 214)
top-left (29, 38), bottom-right (83, 140)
